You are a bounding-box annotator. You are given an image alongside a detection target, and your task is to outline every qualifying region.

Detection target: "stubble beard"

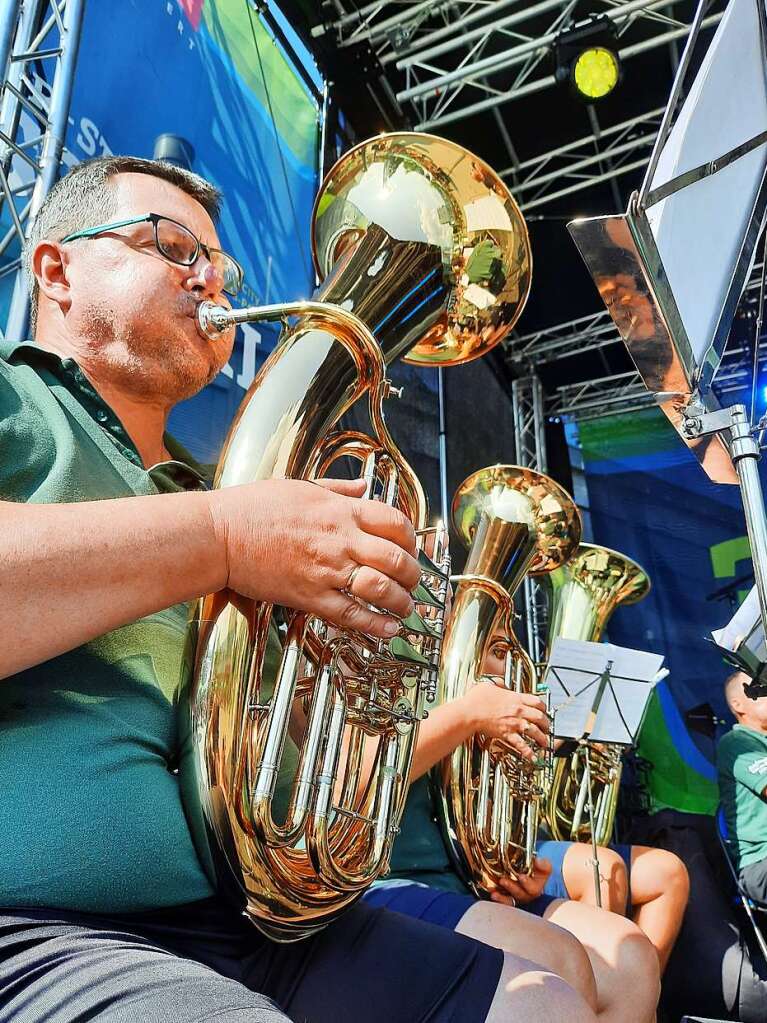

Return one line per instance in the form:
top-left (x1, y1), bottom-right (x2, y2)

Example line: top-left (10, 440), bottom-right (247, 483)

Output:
top-left (79, 300), bottom-right (219, 403)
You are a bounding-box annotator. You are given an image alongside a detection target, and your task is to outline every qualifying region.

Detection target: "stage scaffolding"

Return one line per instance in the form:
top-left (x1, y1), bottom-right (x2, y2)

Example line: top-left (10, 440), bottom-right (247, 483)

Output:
top-left (511, 375), bottom-right (549, 661)
top-left (314, 0), bottom-right (726, 209)
top-left (0, 0), bottom-right (84, 342)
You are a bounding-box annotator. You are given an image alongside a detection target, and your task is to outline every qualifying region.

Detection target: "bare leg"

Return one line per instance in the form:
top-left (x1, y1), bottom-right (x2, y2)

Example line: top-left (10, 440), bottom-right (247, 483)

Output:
top-left (561, 843), bottom-right (629, 914)
top-left (485, 951), bottom-right (598, 1023)
top-left (456, 900), bottom-right (598, 1011)
top-left (628, 846), bottom-right (690, 973)
top-left (544, 899), bottom-right (660, 1023)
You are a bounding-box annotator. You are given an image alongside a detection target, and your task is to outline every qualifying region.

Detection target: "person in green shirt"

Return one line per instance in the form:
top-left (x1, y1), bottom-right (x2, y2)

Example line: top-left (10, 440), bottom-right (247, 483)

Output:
top-left (0, 153), bottom-right (599, 1023)
top-left (718, 669), bottom-right (767, 905)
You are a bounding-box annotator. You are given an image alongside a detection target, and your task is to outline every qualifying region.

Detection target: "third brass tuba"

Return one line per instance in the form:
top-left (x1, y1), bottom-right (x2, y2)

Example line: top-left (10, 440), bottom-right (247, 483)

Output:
top-left (178, 135), bottom-right (532, 939)
top-left (433, 465), bottom-right (581, 896)
top-left (541, 544), bottom-right (651, 846)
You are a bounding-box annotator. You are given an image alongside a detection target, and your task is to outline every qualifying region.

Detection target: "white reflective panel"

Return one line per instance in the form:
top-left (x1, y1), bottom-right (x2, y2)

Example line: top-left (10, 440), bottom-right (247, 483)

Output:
top-left (647, 0), bottom-right (767, 372)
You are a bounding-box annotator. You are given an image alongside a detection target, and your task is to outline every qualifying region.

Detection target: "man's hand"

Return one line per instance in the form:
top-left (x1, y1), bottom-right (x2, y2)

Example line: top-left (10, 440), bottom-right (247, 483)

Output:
top-left (207, 477), bottom-right (421, 639)
top-left (488, 856), bottom-right (553, 907)
top-left (459, 680), bottom-right (550, 761)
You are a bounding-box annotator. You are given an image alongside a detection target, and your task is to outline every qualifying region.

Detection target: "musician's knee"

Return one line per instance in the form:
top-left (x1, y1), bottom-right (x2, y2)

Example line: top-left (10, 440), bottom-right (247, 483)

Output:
top-left (617, 918), bottom-right (661, 1003)
top-left (631, 845), bottom-right (690, 905)
top-left (564, 843), bottom-right (628, 913)
top-left (488, 954), bottom-right (597, 1023)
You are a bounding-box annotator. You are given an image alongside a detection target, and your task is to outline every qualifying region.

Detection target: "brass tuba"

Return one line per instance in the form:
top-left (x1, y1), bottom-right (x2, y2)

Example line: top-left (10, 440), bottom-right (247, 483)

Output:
top-left (178, 135), bottom-right (532, 940)
top-left (541, 544), bottom-right (651, 846)
top-left (432, 466), bottom-right (581, 896)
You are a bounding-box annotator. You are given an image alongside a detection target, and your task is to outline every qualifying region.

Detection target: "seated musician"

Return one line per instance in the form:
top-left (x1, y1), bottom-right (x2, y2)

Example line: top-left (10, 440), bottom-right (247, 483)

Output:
top-left (0, 154), bottom-right (606, 1023)
top-left (718, 669), bottom-right (767, 906)
top-left (365, 629), bottom-right (689, 1020)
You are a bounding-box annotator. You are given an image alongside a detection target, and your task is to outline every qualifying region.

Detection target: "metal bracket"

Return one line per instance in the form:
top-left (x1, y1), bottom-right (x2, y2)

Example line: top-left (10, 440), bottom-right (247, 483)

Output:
top-left (680, 404), bottom-right (738, 440)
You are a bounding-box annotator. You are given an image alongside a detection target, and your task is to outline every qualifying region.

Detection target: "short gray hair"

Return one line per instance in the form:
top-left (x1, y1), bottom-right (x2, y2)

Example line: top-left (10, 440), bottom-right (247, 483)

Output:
top-left (24, 155), bottom-right (222, 330)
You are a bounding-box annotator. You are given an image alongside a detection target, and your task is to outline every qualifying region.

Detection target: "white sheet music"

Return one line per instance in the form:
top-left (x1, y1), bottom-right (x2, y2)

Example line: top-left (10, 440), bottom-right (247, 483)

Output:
top-left (543, 639), bottom-right (664, 745)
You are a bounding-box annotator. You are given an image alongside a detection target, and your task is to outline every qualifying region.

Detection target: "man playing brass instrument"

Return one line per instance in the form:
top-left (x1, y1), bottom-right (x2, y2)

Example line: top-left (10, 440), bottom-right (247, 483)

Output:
top-left (366, 630), bottom-right (681, 1022)
top-left (0, 156), bottom-right (603, 1023)
top-left (718, 670), bottom-right (767, 907)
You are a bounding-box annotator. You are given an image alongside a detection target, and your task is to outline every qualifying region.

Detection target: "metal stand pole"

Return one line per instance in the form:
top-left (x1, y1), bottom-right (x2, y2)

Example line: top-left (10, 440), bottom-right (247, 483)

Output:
top-left (581, 742), bottom-right (603, 909)
top-left (729, 404), bottom-right (767, 629)
top-left (438, 366), bottom-right (448, 525)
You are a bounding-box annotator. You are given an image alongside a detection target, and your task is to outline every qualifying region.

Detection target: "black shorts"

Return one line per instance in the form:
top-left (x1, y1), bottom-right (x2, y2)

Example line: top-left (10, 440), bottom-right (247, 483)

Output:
top-left (740, 856), bottom-right (767, 907)
top-left (0, 896), bottom-right (503, 1023)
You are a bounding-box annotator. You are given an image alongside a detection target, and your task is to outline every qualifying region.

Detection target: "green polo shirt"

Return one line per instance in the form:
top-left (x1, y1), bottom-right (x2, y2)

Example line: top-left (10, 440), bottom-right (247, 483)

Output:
top-left (717, 724), bottom-right (767, 870)
top-left (385, 774), bottom-right (469, 894)
top-left (0, 339), bottom-right (220, 912)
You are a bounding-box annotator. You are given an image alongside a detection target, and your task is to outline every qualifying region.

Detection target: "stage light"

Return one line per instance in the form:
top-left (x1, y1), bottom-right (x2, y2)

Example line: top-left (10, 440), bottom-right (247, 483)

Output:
top-left (762, 384), bottom-right (767, 404)
top-left (555, 17), bottom-right (621, 103)
top-left (572, 46), bottom-right (620, 100)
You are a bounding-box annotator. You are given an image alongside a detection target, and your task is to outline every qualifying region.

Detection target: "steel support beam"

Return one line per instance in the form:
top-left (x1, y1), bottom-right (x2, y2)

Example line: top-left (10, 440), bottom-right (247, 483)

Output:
top-left (398, 0), bottom-right (673, 105)
top-left (413, 11), bottom-right (723, 131)
top-left (512, 375), bottom-right (549, 661)
top-left (0, 0), bottom-right (84, 341)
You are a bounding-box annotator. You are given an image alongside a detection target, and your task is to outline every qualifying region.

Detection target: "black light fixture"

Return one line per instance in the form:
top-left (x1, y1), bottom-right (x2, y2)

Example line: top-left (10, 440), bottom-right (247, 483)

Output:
top-left (554, 15), bottom-right (622, 102)
top-left (153, 134), bottom-right (195, 171)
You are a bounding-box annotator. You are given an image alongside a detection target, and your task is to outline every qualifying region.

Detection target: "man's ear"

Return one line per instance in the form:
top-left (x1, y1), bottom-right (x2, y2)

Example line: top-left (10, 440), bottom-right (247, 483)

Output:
top-left (730, 690), bottom-right (746, 717)
top-left (32, 240), bottom-right (72, 315)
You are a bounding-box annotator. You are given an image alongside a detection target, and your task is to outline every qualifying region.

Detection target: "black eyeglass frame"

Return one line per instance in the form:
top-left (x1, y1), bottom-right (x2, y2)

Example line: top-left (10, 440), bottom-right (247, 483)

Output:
top-left (62, 212), bottom-right (245, 297)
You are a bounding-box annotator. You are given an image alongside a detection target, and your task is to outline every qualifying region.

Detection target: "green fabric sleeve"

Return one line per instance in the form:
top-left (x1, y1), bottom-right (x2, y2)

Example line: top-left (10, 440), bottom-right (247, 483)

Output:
top-left (721, 732), bottom-right (767, 797)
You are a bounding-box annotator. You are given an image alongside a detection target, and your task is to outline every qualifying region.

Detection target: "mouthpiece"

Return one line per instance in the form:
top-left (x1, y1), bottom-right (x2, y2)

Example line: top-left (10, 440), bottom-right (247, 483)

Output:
top-left (196, 301), bottom-right (232, 340)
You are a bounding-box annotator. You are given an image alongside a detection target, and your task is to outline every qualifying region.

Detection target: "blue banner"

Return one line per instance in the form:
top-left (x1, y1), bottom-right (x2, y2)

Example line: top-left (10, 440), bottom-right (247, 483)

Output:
top-left (2, 0), bottom-right (321, 462)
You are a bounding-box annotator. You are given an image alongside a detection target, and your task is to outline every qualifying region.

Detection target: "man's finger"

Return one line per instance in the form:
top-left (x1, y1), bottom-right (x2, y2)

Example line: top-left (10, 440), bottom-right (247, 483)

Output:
top-left (507, 734), bottom-right (536, 762)
top-left (314, 478), bottom-right (367, 497)
top-left (520, 724), bottom-right (549, 750)
top-left (354, 500), bottom-right (418, 556)
top-left (348, 534), bottom-right (421, 592)
top-left (316, 591), bottom-right (402, 640)
top-left (347, 565), bottom-right (415, 619)
top-left (534, 856), bottom-right (553, 877)
top-left (489, 891), bottom-right (516, 907)
top-left (520, 705), bottom-right (551, 729)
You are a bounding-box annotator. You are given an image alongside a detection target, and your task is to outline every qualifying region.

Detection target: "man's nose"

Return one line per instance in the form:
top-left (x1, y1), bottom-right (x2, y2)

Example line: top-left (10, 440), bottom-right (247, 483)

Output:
top-left (186, 255), bottom-right (224, 297)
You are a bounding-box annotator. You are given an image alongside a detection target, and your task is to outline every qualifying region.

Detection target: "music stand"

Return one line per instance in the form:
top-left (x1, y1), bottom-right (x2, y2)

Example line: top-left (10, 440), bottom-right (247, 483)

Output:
top-left (712, 584), bottom-right (767, 695)
top-left (543, 638), bottom-right (663, 905)
top-left (568, 0), bottom-right (767, 646)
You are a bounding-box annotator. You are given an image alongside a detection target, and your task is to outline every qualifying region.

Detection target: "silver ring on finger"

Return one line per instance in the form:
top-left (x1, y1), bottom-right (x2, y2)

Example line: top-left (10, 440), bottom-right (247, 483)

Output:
top-left (344, 564), bottom-right (362, 597)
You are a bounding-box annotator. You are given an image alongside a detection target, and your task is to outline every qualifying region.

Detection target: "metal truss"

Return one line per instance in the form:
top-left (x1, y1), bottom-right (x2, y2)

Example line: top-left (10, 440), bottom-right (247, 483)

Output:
top-left (545, 370), bottom-right (656, 420)
top-left (512, 374), bottom-right (547, 473)
top-left (508, 307), bottom-right (618, 369)
top-left (509, 260), bottom-right (767, 373)
top-left (0, 0), bottom-right (84, 340)
top-left (393, 0), bottom-right (722, 133)
top-left (316, 0), bottom-right (724, 217)
top-left (511, 375), bottom-right (549, 660)
top-left (512, 107), bottom-right (664, 212)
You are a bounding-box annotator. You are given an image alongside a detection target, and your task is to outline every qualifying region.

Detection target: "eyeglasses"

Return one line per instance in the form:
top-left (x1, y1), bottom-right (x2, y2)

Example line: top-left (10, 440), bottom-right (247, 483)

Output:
top-left (61, 213), bottom-right (244, 297)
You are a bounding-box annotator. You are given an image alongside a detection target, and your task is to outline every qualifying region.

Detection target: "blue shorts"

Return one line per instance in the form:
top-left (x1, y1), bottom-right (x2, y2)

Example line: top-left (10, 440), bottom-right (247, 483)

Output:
top-left (536, 840), bottom-right (633, 910)
top-left (363, 877), bottom-right (559, 924)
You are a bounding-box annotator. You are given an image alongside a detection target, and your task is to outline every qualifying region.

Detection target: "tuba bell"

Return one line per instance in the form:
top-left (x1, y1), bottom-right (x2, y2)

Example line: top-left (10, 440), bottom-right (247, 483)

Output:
top-left (541, 544), bottom-right (651, 846)
top-left (178, 134), bottom-right (532, 940)
top-left (432, 465), bottom-right (581, 896)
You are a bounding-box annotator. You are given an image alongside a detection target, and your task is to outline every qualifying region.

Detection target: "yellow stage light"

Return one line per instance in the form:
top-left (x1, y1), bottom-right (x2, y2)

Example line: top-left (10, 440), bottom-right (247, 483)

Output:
top-left (572, 46), bottom-right (620, 100)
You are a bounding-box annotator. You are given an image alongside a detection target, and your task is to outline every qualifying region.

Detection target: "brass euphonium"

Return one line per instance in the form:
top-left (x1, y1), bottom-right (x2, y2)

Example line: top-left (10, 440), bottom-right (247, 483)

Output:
top-left (432, 466), bottom-right (581, 896)
top-left (541, 544), bottom-right (651, 846)
top-left (178, 135), bottom-right (532, 940)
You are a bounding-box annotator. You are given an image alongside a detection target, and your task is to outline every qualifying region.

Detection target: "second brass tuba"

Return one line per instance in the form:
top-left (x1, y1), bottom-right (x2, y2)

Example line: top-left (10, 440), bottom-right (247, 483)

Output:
top-left (541, 544), bottom-right (651, 846)
top-left (178, 135), bottom-right (532, 940)
top-left (432, 465), bottom-right (581, 896)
